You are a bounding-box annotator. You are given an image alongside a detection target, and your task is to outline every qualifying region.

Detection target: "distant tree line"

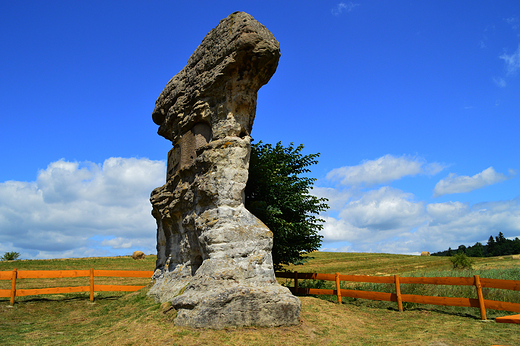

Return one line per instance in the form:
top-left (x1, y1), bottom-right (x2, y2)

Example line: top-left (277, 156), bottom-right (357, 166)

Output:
top-left (432, 232), bottom-right (520, 257)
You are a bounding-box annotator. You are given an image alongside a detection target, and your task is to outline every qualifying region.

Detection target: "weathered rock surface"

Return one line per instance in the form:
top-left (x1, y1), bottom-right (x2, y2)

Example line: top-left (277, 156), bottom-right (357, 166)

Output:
top-left (147, 12), bottom-right (300, 329)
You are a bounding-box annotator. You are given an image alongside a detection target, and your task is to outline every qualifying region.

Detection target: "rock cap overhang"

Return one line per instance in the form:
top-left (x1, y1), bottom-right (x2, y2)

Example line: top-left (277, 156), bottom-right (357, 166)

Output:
top-left (152, 11), bottom-right (281, 144)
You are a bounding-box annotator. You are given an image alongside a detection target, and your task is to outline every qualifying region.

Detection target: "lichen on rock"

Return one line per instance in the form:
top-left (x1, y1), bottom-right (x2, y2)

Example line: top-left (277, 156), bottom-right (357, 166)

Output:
top-left (147, 11), bottom-right (300, 329)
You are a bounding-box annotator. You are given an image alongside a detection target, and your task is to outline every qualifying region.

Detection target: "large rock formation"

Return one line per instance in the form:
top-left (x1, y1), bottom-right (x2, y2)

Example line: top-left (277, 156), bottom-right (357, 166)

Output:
top-left (147, 12), bottom-right (301, 329)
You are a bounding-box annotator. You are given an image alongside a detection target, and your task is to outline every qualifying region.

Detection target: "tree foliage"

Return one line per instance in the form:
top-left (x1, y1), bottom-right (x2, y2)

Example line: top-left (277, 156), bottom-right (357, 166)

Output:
top-left (245, 141), bottom-right (329, 270)
top-left (1, 251), bottom-right (21, 261)
top-left (449, 253), bottom-right (474, 269)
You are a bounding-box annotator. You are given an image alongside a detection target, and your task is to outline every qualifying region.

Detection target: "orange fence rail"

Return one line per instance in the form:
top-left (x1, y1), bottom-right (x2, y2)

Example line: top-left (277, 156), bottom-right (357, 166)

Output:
top-left (0, 268), bottom-right (154, 305)
top-left (276, 271), bottom-right (520, 320)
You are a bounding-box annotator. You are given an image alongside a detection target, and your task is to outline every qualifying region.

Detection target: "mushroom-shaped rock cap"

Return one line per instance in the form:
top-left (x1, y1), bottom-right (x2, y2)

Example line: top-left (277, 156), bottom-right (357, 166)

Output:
top-left (152, 12), bottom-right (280, 144)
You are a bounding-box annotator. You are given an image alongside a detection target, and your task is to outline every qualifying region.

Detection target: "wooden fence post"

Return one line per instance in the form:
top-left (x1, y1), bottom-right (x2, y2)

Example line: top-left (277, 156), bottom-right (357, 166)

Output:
top-left (394, 274), bottom-right (403, 312)
top-left (10, 268), bottom-right (17, 306)
top-left (90, 268), bottom-right (95, 302)
top-left (474, 275), bottom-right (486, 320)
top-left (294, 271), bottom-right (298, 294)
top-left (335, 272), bottom-right (342, 304)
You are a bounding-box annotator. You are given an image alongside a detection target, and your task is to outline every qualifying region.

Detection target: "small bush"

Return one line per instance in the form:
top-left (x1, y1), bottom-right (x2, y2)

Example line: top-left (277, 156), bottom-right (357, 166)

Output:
top-left (1, 251), bottom-right (21, 261)
top-left (299, 278), bottom-right (328, 290)
top-left (450, 253), bottom-right (474, 269)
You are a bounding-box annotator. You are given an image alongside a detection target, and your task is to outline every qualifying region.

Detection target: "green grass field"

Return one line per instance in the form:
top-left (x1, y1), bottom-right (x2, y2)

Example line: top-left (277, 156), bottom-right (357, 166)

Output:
top-left (1, 252), bottom-right (519, 345)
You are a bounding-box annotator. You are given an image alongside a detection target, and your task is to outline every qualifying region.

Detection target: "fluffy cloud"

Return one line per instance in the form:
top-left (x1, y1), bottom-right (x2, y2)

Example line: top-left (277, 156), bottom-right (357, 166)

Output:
top-left (0, 158), bottom-right (165, 259)
top-left (433, 167), bottom-right (514, 197)
top-left (317, 158), bottom-right (520, 255)
top-left (331, 2), bottom-right (359, 16)
top-left (319, 187), bottom-right (427, 247)
top-left (338, 187), bottom-right (426, 232)
top-left (326, 154), bottom-right (445, 187)
top-left (319, 194), bottom-right (520, 255)
top-left (426, 201), bottom-right (469, 225)
top-left (413, 199), bottom-right (520, 253)
top-left (500, 44), bottom-right (520, 75)
top-left (3, 154), bottom-right (517, 259)
top-left (493, 77), bottom-right (507, 87)
top-left (311, 186), bottom-right (353, 211)
top-left (505, 17), bottom-right (520, 30)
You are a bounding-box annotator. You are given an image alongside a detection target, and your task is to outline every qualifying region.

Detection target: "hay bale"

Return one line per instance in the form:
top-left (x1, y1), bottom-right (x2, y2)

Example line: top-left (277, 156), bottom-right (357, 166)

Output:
top-left (132, 251), bottom-right (145, 260)
top-left (421, 251), bottom-right (430, 256)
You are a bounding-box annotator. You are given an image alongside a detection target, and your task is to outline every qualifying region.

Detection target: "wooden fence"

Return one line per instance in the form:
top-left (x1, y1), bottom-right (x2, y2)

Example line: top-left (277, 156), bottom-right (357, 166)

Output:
top-left (3, 268), bottom-right (519, 321)
top-left (276, 271), bottom-right (520, 320)
top-left (0, 268), bottom-right (154, 305)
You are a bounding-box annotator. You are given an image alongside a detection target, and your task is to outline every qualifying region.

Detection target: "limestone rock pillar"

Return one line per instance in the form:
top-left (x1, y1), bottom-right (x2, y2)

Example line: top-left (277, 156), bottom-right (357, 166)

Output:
top-left (147, 11), bottom-right (301, 329)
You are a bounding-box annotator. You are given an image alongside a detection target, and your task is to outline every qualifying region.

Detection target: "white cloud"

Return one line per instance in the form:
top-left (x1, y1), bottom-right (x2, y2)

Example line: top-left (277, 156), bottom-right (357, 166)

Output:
top-left (4, 155), bottom-right (517, 260)
top-left (332, 2), bottom-right (359, 16)
top-left (338, 187), bottom-right (426, 231)
top-left (312, 186), bottom-right (353, 211)
top-left (505, 17), bottom-right (520, 30)
top-left (319, 187), bottom-right (427, 245)
top-left (426, 201), bottom-right (469, 225)
top-left (326, 154), bottom-right (445, 187)
top-left (320, 193), bottom-right (520, 255)
top-left (413, 199), bottom-right (520, 253)
top-left (100, 237), bottom-right (134, 249)
top-left (500, 44), bottom-right (520, 75)
top-left (0, 157), bottom-right (165, 259)
top-left (320, 216), bottom-right (357, 242)
top-left (493, 77), bottom-right (507, 87)
top-left (433, 167), bottom-right (514, 197)
top-left (318, 158), bottom-right (519, 254)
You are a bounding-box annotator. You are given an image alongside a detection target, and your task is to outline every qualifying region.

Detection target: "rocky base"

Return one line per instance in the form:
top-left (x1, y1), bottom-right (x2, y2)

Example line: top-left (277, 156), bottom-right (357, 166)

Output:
top-left (147, 198), bottom-right (301, 328)
top-left (149, 259), bottom-right (301, 329)
top-left (154, 277), bottom-right (300, 329)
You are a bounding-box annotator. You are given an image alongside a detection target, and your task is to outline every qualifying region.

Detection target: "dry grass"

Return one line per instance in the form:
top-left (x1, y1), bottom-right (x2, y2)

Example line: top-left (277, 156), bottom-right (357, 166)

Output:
top-left (2, 292), bottom-right (518, 346)
top-left (1, 252), bottom-right (519, 345)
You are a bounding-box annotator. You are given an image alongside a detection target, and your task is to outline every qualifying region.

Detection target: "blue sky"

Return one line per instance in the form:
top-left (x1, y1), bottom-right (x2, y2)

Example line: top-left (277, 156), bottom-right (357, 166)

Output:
top-left (1, 1), bottom-right (519, 259)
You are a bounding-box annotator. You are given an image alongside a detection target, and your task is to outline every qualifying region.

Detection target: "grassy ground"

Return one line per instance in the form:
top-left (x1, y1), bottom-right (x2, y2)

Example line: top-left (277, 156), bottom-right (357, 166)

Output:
top-left (1, 252), bottom-right (519, 345)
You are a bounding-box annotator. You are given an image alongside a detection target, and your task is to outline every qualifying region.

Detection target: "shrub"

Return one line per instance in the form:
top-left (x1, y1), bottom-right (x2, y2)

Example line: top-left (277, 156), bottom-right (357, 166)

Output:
top-left (450, 253), bottom-right (474, 269)
top-left (1, 251), bottom-right (21, 261)
top-left (299, 278), bottom-right (327, 290)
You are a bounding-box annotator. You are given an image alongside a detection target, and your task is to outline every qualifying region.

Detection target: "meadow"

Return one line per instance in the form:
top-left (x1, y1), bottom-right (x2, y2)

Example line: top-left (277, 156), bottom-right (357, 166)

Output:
top-left (1, 252), bottom-right (519, 345)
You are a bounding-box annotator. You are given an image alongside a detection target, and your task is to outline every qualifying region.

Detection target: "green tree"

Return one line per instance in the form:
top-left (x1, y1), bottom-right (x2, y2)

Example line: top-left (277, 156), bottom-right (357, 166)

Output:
top-left (450, 253), bottom-right (474, 269)
top-left (486, 235), bottom-right (496, 257)
top-left (494, 231), bottom-right (513, 256)
top-left (468, 242), bottom-right (484, 257)
top-left (496, 231), bottom-right (506, 244)
top-left (1, 251), bottom-right (21, 261)
top-left (245, 141), bottom-right (329, 270)
top-left (513, 237), bottom-right (520, 255)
